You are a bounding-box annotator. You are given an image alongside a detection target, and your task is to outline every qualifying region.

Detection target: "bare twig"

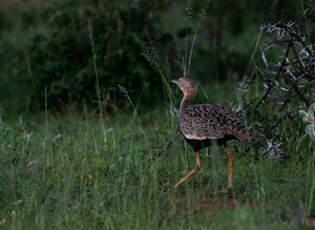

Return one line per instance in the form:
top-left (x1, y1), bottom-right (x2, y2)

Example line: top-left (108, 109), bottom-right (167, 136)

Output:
top-left (154, 131), bottom-right (181, 158)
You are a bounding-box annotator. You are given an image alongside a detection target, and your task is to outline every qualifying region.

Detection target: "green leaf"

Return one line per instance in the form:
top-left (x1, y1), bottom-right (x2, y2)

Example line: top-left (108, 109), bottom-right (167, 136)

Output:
top-left (309, 103), bottom-right (315, 113)
top-left (305, 124), bottom-right (315, 141)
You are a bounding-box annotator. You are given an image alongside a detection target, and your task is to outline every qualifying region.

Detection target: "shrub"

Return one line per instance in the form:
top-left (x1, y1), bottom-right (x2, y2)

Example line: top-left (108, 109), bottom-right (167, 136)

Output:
top-left (235, 8), bottom-right (314, 158)
top-left (0, 0), bottom-right (166, 111)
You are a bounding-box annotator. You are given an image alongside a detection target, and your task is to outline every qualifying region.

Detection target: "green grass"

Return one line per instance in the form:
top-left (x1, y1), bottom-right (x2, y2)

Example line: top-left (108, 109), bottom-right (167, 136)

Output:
top-left (0, 83), bottom-right (314, 230)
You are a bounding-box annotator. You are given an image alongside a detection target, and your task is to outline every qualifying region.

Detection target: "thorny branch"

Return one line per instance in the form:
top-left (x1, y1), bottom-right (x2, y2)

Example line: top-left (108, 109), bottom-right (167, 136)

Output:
top-left (243, 12), bottom-right (314, 159)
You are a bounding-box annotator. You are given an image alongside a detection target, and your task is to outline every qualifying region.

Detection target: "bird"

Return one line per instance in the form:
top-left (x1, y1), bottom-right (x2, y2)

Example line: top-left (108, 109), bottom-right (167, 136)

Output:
top-left (171, 77), bottom-right (256, 189)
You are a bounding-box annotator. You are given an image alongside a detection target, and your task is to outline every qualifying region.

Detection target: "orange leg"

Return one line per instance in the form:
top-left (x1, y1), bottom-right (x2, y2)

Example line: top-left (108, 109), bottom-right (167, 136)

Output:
top-left (224, 145), bottom-right (233, 188)
top-left (174, 151), bottom-right (200, 188)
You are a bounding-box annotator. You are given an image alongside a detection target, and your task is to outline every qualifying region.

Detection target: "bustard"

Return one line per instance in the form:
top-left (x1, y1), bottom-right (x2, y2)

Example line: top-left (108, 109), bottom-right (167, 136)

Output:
top-left (172, 77), bottom-right (256, 188)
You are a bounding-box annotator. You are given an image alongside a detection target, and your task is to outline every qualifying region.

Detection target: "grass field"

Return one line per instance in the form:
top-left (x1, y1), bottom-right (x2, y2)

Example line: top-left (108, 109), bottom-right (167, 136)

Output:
top-left (0, 82), bottom-right (314, 230)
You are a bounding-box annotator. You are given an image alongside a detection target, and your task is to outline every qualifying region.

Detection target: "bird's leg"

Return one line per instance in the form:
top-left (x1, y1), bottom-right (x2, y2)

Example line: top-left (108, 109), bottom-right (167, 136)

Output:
top-left (224, 145), bottom-right (233, 188)
top-left (174, 151), bottom-right (200, 188)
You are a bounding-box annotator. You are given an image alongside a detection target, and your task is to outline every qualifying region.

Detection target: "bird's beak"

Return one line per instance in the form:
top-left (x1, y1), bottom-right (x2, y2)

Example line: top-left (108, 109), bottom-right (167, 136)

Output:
top-left (171, 79), bottom-right (178, 84)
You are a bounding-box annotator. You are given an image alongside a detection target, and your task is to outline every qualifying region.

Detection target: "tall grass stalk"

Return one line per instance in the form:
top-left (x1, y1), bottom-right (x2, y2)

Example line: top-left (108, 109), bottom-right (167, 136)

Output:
top-left (88, 17), bottom-right (102, 119)
top-left (307, 145), bottom-right (315, 214)
top-left (183, 0), bottom-right (208, 78)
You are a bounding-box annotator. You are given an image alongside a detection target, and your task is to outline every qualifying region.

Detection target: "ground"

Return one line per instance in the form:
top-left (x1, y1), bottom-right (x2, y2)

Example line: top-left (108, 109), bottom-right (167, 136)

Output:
top-left (0, 82), bottom-right (314, 229)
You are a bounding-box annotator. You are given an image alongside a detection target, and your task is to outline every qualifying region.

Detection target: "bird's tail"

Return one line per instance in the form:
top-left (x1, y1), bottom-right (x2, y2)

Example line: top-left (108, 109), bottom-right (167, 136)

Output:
top-left (237, 136), bottom-right (260, 149)
top-left (248, 139), bottom-right (260, 149)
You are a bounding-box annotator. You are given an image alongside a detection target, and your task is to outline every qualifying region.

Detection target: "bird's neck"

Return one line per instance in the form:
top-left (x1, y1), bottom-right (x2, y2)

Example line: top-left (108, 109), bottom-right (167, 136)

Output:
top-left (179, 96), bottom-right (190, 115)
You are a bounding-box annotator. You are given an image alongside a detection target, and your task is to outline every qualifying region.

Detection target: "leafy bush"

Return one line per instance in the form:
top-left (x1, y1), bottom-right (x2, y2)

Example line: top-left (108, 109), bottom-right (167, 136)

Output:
top-left (0, 0), bottom-right (307, 114)
top-left (299, 103), bottom-right (315, 141)
top-left (0, 0), bottom-right (166, 111)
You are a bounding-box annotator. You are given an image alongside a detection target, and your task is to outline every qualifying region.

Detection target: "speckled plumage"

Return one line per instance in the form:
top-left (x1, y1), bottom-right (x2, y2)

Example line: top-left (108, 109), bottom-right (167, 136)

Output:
top-left (171, 77), bottom-right (255, 188)
top-left (180, 103), bottom-right (253, 149)
top-left (172, 77), bottom-right (253, 148)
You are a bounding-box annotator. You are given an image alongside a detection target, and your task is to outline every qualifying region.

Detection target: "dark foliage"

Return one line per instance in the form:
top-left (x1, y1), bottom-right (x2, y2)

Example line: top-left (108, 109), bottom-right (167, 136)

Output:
top-left (0, 0), bottom-right (167, 111)
top-left (240, 9), bottom-right (314, 158)
top-left (0, 0), bottom-right (308, 114)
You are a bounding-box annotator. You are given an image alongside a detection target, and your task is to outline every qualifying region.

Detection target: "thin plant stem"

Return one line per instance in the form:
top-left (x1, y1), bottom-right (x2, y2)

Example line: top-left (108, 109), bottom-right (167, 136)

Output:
top-left (187, 21), bottom-right (200, 76)
top-left (88, 17), bottom-right (102, 119)
top-left (308, 147), bottom-right (315, 214)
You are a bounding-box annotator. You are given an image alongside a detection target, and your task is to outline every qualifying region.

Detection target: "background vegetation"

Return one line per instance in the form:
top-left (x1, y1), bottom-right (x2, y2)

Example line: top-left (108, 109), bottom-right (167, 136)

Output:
top-left (0, 0), bottom-right (308, 113)
top-left (0, 0), bottom-right (314, 229)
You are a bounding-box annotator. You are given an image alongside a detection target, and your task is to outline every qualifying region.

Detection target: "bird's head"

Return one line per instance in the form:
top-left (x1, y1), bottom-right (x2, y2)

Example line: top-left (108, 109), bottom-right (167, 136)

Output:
top-left (171, 77), bottom-right (198, 101)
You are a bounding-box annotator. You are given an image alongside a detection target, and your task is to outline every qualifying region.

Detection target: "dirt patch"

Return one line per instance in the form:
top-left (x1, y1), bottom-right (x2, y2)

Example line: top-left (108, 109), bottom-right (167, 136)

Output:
top-left (174, 190), bottom-right (255, 215)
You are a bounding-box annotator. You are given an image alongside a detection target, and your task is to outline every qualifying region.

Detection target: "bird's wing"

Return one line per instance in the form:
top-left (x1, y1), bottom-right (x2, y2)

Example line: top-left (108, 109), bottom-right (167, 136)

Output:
top-left (179, 104), bottom-right (226, 140)
top-left (221, 106), bottom-right (252, 142)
